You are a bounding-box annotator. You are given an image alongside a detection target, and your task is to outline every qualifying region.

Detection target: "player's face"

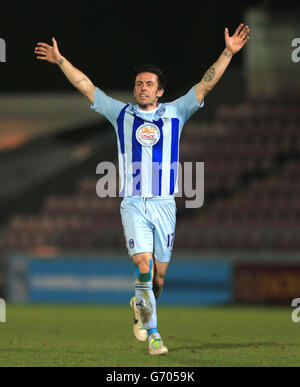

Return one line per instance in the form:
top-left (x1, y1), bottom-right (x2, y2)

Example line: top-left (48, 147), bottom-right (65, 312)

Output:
top-left (134, 72), bottom-right (164, 110)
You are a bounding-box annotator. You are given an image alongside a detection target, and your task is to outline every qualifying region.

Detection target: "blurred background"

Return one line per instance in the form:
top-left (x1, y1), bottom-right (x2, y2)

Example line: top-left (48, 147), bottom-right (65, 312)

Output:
top-left (0, 0), bottom-right (300, 306)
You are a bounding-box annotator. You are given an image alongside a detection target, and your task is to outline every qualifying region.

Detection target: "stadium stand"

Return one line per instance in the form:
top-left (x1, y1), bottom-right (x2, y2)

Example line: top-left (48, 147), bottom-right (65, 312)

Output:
top-left (0, 91), bottom-right (299, 254)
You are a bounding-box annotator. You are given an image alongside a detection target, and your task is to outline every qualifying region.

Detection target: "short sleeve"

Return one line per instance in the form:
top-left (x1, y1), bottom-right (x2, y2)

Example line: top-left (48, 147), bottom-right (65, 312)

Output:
top-left (90, 87), bottom-right (126, 125)
top-left (170, 86), bottom-right (204, 124)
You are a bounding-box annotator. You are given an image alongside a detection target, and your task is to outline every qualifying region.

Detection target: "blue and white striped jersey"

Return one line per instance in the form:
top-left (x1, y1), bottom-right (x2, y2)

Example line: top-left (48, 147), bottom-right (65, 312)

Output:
top-left (91, 87), bottom-right (204, 197)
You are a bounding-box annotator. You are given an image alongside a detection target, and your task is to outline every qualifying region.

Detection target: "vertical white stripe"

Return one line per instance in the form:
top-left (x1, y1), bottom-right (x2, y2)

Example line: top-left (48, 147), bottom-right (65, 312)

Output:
top-left (117, 144), bottom-right (124, 195)
top-left (114, 125), bottom-right (125, 196)
top-left (124, 114), bottom-right (134, 197)
top-left (141, 146), bottom-right (152, 195)
top-left (174, 126), bottom-right (183, 194)
top-left (161, 118), bottom-right (172, 196)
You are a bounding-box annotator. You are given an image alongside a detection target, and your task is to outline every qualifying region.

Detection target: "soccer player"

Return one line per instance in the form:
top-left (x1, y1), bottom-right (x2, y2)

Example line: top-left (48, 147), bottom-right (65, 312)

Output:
top-left (34, 24), bottom-right (250, 355)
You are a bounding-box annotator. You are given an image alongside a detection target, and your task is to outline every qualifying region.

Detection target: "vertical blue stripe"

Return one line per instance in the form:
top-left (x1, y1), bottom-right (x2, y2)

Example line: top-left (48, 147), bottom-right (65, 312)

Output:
top-left (152, 119), bottom-right (164, 196)
top-left (116, 104), bottom-right (129, 197)
top-left (116, 104), bottom-right (129, 154)
top-left (132, 117), bottom-right (143, 195)
top-left (170, 118), bottom-right (180, 195)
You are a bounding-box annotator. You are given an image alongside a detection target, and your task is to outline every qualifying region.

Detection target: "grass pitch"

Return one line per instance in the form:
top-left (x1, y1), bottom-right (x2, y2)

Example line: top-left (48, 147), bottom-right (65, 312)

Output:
top-left (0, 304), bottom-right (299, 367)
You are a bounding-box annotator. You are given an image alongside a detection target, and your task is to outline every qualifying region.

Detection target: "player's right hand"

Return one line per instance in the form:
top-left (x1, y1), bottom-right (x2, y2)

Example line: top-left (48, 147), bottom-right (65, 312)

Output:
top-left (34, 37), bottom-right (62, 64)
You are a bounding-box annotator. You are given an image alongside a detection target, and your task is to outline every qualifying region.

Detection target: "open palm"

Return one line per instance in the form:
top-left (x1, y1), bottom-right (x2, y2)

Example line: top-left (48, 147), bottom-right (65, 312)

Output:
top-left (34, 37), bottom-right (62, 64)
top-left (225, 24), bottom-right (250, 55)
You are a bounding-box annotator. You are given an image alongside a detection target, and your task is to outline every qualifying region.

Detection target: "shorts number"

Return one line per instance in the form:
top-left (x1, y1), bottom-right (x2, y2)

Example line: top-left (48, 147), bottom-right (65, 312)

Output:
top-left (167, 233), bottom-right (175, 249)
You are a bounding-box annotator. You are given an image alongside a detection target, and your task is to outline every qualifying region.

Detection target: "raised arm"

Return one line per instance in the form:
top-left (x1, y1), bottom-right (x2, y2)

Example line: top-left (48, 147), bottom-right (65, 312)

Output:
top-left (34, 37), bottom-right (96, 104)
top-left (195, 24), bottom-right (250, 105)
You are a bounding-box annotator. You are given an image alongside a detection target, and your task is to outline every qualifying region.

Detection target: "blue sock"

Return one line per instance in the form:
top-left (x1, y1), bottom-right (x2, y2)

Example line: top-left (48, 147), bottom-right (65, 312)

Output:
top-left (147, 328), bottom-right (161, 343)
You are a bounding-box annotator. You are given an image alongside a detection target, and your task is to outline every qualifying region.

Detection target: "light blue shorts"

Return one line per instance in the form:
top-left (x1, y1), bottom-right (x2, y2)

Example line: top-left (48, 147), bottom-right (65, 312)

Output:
top-left (120, 196), bottom-right (177, 263)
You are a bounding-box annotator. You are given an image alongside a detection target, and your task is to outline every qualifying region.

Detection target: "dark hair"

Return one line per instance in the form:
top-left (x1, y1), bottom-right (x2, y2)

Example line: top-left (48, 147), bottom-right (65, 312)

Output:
top-left (133, 64), bottom-right (166, 90)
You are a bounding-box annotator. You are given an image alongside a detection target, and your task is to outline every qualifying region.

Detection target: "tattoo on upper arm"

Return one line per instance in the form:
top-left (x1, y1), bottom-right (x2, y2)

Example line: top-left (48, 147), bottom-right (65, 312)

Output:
top-left (76, 78), bottom-right (88, 84)
top-left (203, 66), bottom-right (215, 82)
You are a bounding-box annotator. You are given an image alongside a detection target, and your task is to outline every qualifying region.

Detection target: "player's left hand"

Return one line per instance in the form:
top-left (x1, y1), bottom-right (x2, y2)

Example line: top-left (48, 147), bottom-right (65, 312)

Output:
top-left (224, 24), bottom-right (250, 55)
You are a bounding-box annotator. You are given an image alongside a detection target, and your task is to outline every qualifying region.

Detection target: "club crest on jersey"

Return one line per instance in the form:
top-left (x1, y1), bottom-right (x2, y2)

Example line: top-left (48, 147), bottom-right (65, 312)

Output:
top-left (157, 106), bottom-right (166, 116)
top-left (136, 123), bottom-right (160, 147)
